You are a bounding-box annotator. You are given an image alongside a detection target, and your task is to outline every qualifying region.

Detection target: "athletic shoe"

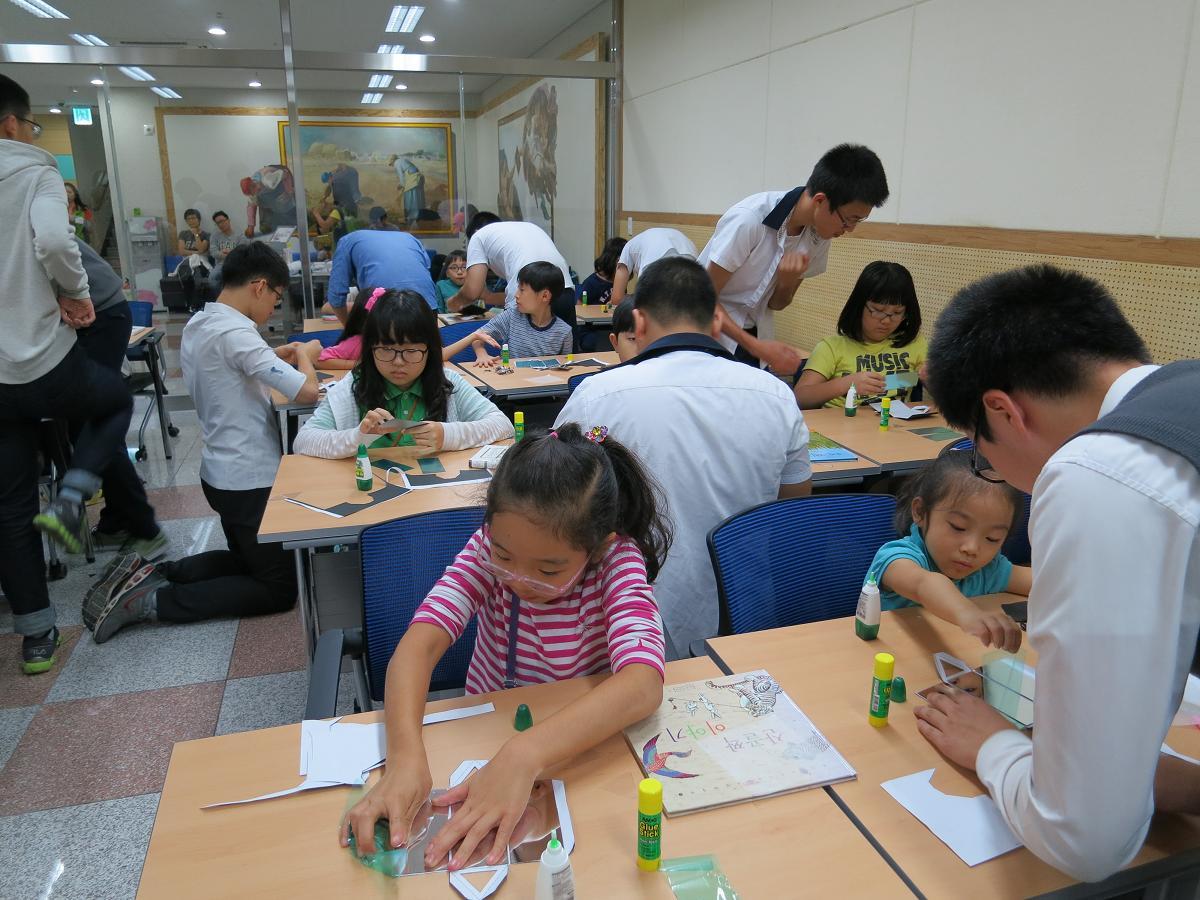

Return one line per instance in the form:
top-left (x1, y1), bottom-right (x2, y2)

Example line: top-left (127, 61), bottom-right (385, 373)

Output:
top-left (33, 496), bottom-right (85, 554)
top-left (126, 529), bottom-right (169, 562)
top-left (91, 562), bottom-right (166, 644)
top-left (83, 553), bottom-right (144, 630)
top-left (86, 489), bottom-right (105, 507)
top-left (22, 627), bottom-right (63, 675)
top-left (90, 527), bottom-right (132, 552)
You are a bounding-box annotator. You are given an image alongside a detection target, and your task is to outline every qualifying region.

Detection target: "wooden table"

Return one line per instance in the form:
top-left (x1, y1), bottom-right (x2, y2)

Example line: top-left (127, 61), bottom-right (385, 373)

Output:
top-left (128, 325), bottom-right (154, 345)
top-left (302, 316), bottom-right (342, 333)
top-left (575, 303), bottom-right (613, 326)
top-left (139, 657), bottom-right (909, 898)
top-left (455, 352), bottom-right (620, 401)
top-left (705, 598), bottom-right (1200, 898)
top-left (803, 407), bottom-right (963, 474)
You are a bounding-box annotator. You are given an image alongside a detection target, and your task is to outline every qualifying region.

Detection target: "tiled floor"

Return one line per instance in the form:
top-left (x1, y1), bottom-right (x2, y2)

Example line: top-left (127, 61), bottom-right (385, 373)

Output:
top-left (0, 309), bottom-right (321, 899)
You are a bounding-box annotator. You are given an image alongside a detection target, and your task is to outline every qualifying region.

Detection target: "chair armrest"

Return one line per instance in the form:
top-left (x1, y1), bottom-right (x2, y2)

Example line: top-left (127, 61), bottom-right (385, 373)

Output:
top-left (305, 627), bottom-right (363, 719)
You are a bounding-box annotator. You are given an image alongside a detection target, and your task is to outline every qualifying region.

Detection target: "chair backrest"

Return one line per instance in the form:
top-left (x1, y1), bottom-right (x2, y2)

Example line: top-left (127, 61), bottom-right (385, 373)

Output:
top-left (359, 506), bottom-right (485, 698)
top-left (945, 436), bottom-right (974, 453)
top-left (288, 330), bottom-right (343, 349)
top-left (440, 320), bottom-right (499, 364)
top-left (567, 370), bottom-right (598, 394)
top-left (708, 493), bottom-right (897, 635)
top-left (128, 300), bottom-right (154, 327)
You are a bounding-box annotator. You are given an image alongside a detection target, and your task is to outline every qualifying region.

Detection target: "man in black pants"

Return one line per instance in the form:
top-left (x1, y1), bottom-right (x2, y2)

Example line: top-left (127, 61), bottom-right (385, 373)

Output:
top-left (74, 237), bottom-right (167, 559)
top-left (84, 242), bottom-right (319, 642)
top-left (0, 74), bottom-right (142, 673)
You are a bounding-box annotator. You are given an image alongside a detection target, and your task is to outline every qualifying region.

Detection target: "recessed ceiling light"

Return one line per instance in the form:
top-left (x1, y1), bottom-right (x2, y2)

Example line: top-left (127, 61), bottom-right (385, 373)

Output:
top-left (368, 74), bottom-right (393, 89)
top-left (70, 33), bottom-right (108, 46)
top-left (90, 78), bottom-right (104, 86)
top-left (7, 0), bottom-right (68, 19)
top-left (394, 83), bottom-right (408, 91)
top-left (118, 66), bottom-right (156, 82)
top-left (377, 43), bottom-right (405, 54)
top-left (207, 25), bottom-right (227, 36)
top-left (361, 92), bottom-right (383, 104)
top-left (49, 106), bottom-right (62, 114)
top-left (419, 33), bottom-right (435, 43)
top-left (384, 5), bottom-right (423, 33)
top-left (151, 86), bottom-right (182, 99)
top-left (248, 80), bottom-right (262, 88)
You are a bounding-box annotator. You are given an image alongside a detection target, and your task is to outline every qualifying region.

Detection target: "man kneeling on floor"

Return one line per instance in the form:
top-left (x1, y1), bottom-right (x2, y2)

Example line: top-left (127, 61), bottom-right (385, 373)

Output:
top-left (84, 242), bottom-right (319, 642)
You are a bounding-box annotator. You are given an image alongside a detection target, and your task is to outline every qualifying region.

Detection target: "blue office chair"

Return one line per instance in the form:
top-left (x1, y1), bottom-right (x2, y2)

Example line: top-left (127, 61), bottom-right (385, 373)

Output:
top-left (287, 330), bottom-right (343, 349)
top-left (440, 320), bottom-right (499, 365)
top-left (305, 506), bottom-right (486, 717)
top-left (567, 370), bottom-right (599, 394)
top-left (707, 493), bottom-right (897, 637)
top-left (946, 436), bottom-right (974, 453)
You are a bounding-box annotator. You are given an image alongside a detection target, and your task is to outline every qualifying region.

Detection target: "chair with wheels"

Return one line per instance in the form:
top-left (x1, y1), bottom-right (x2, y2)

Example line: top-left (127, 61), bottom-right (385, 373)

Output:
top-left (440, 320), bottom-right (500, 365)
top-left (126, 300), bottom-right (178, 461)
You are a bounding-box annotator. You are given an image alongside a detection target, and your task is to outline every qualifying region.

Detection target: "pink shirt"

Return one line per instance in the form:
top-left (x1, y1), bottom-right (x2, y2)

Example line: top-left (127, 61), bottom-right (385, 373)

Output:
top-left (411, 527), bottom-right (666, 694)
top-left (317, 334), bottom-right (362, 362)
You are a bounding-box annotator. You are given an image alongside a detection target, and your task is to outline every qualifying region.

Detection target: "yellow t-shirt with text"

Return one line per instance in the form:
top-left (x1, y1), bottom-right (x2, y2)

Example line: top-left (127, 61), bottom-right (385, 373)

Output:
top-left (804, 334), bottom-right (928, 408)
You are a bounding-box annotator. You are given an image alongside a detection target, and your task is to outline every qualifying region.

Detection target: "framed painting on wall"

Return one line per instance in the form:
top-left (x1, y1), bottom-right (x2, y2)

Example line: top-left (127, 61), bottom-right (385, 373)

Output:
top-left (497, 84), bottom-right (557, 239)
top-left (278, 120), bottom-right (455, 235)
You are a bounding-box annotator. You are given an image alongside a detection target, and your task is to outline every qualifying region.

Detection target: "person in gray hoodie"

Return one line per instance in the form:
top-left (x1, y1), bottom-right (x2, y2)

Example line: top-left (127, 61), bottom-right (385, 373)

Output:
top-left (0, 73), bottom-right (146, 674)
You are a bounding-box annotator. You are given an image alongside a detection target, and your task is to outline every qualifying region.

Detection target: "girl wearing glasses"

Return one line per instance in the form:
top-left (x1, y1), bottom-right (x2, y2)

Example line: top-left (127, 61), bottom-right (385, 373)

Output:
top-left (434, 249), bottom-right (469, 313)
top-left (341, 423), bottom-right (670, 869)
top-left (794, 260), bottom-right (926, 409)
top-left (293, 289), bottom-right (512, 459)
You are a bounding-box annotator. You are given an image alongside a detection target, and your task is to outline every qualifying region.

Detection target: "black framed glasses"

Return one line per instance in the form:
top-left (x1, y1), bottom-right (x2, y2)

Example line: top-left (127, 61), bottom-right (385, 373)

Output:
top-left (834, 207), bottom-right (864, 231)
top-left (373, 346), bottom-right (428, 363)
top-left (864, 303), bottom-right (905, 322)
top-left (971, 418), bottom-right (1005, 484)
top-left (8, 115), bottom-right (42, 139)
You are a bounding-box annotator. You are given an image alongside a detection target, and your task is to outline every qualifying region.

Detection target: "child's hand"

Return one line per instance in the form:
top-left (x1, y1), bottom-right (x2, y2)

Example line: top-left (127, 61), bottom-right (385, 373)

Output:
top-left (359, 407), bottom-right (394, 436)
top-left (340, 761), bottom-right (433, 855)
top-left (958, 608), bottom-right (1023, 653)
top-left (475, 332), bottom-right (502, 352)
top-left (274, 343), bottom-right (299, 364)
top-left (473, 355), bottom-right (500, 370)
top-left (850, 370), bottom-right (887, 396)
top-left (406, 422), bottom-right (444, 456)
top-left (424, 744), bottom-right (540, 870)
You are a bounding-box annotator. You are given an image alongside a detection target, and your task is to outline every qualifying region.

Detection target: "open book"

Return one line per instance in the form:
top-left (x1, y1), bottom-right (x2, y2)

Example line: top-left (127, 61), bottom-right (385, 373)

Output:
top-left (623, 670), bottom-right (855, 815)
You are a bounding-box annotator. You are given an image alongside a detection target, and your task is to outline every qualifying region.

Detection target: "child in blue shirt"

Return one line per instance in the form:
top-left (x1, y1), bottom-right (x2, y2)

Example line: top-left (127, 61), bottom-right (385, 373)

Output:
top-left (866, 448), bottom-right (1031, 652)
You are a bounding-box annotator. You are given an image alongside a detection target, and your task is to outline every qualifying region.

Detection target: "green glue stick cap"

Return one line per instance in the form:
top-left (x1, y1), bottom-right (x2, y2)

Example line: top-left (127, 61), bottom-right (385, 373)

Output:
top-left (891, 675), bottom-right (907, 703)
top-left (514, 703), bottom-right (533, 731)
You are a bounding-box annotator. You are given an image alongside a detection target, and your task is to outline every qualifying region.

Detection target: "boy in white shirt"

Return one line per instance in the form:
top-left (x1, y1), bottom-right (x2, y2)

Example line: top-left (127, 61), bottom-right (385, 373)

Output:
top-left (83, 243), bottom-right (320, 643)
top-left (918, 264), bottom-right (1200, 881)
top-left (610, 227), bottom-right (697, 304)
top-left (698, 144), bottom-right (888, 373)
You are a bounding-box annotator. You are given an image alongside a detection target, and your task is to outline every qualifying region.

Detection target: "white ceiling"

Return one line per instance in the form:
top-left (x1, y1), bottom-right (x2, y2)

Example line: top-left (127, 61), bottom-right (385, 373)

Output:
top-left (1, 0), bottom-right (606, 107)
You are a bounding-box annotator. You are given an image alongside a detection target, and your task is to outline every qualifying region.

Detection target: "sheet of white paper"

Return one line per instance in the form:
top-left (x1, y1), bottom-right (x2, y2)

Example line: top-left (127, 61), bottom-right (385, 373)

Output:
top-left (881, 769), bottom-right (1021, 866)
top-left (1161, 743), bottom-right (1200, 766)
top-left (525, 374), bottom-right (563, 385)
top-left (423, 703), bottom-right (495, 726)
top-left (1172, 674), bottom-right (1200, 727)
top-left (202, 778), bottom-right (345, 809)
top-left (283, 497), bottom-right (344, 519)
top-left (868, 399), bottom-right (930, 419)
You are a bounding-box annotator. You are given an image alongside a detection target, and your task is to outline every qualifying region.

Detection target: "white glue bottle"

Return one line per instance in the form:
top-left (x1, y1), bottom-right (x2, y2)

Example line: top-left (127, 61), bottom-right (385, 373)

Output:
top-left (534, 831), bottom-right (575, 900)
top-left (855, 573), bottom-right (880, 640)
top-left (845, 382), bottom-right (858, 417)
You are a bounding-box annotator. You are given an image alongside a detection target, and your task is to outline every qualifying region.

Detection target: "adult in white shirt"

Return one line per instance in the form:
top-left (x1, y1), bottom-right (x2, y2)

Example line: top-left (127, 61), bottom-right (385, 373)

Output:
top-left (698, 144), bottom-right (888, 373)
top-left (555, 256), bottom-right (812, 658)
top-left (918, 264), bottom-right (1200, 881)
top-left (448, 212), bottom-right (575, 324)
top-left (610, 227), bottom-right (697, 304)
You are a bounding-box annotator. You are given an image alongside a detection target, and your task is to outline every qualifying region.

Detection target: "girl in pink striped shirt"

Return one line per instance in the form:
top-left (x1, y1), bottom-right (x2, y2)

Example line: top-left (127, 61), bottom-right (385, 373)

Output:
top-left (342, 423), bottom-right (672, 870)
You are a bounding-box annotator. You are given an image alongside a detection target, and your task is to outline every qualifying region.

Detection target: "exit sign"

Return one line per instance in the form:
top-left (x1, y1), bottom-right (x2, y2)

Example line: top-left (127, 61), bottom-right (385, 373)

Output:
top-left (72, 107), bottom-right (93, 126)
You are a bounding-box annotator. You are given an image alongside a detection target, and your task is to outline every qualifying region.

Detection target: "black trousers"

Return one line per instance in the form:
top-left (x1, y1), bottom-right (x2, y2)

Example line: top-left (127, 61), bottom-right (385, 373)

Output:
top-left (0, 343), bottom-right (134, 634)
top-left (74, 302), bottom-right (157, 539)
top-left (155, 482), bottom-right (296, 622)
top-left (733, 325), bottom-right (761, 368)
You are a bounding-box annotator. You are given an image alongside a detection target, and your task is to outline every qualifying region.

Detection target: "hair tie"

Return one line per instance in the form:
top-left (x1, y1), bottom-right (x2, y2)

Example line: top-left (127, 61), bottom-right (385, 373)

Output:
top-left (548, 430), bottom-right (559, 439)
top-left (585, 425), bottom-right (608, 444)
top-left (364, 287), bottom-right (387, 312)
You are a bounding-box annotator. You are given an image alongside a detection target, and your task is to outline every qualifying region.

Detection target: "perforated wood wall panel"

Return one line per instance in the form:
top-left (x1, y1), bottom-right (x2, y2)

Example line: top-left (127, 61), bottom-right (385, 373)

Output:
top-left (627, 218), bottom-right (1200, 363)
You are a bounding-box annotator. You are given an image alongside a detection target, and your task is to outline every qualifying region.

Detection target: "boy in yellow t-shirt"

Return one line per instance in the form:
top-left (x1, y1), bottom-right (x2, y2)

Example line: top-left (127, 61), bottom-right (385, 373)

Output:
top-left (795, 261), bottom-right (926, 409)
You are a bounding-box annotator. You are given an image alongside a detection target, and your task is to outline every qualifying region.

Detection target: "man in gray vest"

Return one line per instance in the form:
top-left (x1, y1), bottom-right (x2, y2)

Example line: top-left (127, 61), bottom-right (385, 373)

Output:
top-left (917, 264), bottom-right (1200, 881)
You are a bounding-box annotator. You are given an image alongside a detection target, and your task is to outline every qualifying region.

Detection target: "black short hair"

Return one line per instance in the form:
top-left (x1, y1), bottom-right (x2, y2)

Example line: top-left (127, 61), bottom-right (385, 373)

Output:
top-left (353, 290), bottom-right (452, 422)
top-left (807, 144), bottom-right (889, 210)
top-left (212, 210), bottom-right (229, 222)
top-left (466, 210), bottom-right (501, 240)
top-left (633, 256), bottom-right (715, 330)
top-left (219, 241), bottom-right (289, 290)
top-left (895, 446), bottom-right (1024, 535)
top-left (927, 264), bottom-right (1151, 439)
top-left (184, 208), bottom-right (201, 221)
top-left (593, 237), bottom-right (627, 279)
top-left (517, 261), bottom-right (565, 298)
top-left (837, 261), bottom-right (921, 346)
top-left (0, 73), bottom-right (30, 120)
top-left (610, 298), bottom-right (635, 335)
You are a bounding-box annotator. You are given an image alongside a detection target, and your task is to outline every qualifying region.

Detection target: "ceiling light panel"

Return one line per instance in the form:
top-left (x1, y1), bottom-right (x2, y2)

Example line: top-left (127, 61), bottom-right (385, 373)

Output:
top-left (151, 86), bottom-right (182, 99)
top-left (385, 5), bottom-right (423, 33)
top-left (368, 74), bottom-right (393, 89)
top-left (361, 92), bottom-right (383, 104)
top-left (118, 66), bottom-right (155, 82)
top-left (8, 0), bottom-right (69, 19)
top-left (377, 43), bottom-right (405, 54)
top-left (70, 33), bottom-right (108, 46)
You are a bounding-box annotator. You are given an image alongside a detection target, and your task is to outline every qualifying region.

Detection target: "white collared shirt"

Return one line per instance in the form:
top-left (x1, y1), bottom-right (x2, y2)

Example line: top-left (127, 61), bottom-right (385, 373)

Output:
top-left (554, 343), bottom-right (811, 657)
top-left (976, 365), bottom-right (1200, 881)
top-left (697, 190), bottom-right (829, 353)
top-left (182, 302), bottom-right (307, 491)
top-left (465, 222), bottom-right (572, 310)
top-left (618, 228), bottom-right (697, 278)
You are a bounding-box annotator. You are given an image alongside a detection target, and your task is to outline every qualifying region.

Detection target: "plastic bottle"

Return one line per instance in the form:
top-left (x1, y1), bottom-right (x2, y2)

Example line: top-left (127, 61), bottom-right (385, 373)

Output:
top-left (855, 573), bottom-right (880, 640)
top-left (879, 395), bottom-right (892, 431)
top-left (534, 832), bottom-right (575, 900)
top-left (844, 382), bottom-right (858, 417)
top-left (637, 778), bottom-right (663, 871)
top-left (514, 411), bottom-right (525, 442)
top-left (869, 652), bottom-right (895, 728)
top-left (501, 342), bottom-right (510, 365)
top-left (354, 444), bottom-right (372, 491)
top-left (581, 290), bottom-right (589, 306)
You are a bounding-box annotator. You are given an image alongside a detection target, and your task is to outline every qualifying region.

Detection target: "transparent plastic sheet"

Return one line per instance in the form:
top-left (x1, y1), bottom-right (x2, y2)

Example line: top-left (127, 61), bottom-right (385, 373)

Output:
top-left (661, 855), bottom-right (741, 900)
top-left (916, 652), bottom-right (1035, 729)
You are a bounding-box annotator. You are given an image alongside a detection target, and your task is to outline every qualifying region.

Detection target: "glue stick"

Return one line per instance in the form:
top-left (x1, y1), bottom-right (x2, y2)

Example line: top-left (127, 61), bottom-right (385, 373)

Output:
top-left (879, 396), bottom-right (892, 431)
top-left (501, 342), bottom-right (510, 366)
top-left (514, 411), bottom-right (525, 442)
top-left (869, 652), bottom-right (895, 727)
top-left (637, 778), bottom-right (663, 871)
